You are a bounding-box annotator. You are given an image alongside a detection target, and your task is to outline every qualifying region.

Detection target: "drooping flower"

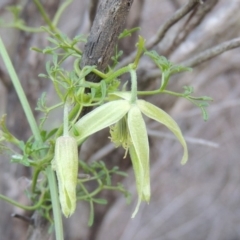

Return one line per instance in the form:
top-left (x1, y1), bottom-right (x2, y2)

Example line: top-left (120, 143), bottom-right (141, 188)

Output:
top-left (53, 136), bottom-right (78, 218)
top-left (71, 91), bottom-right (188, 217)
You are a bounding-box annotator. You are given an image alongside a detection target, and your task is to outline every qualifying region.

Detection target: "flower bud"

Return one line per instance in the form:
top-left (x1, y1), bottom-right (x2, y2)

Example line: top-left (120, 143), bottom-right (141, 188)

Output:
top-left (53, 136), bottom-right (78, 217)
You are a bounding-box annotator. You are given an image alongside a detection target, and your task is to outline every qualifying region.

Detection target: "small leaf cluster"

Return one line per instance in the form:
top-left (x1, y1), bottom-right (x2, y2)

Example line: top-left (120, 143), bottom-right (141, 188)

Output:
top-left (143, 50), bottom-right (213, 121)
top-left (77, 160), bottom-right (130, 226)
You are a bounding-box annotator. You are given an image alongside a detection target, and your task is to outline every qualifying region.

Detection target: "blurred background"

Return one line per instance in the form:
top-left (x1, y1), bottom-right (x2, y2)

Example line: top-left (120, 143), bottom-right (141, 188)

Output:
top-left (0, 0), bottom-right (240, 239)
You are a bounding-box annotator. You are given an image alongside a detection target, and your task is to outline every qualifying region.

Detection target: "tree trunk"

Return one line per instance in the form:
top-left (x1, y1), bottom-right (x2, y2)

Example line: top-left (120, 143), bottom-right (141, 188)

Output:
top-left (80, 0), bottom-right (134, 83)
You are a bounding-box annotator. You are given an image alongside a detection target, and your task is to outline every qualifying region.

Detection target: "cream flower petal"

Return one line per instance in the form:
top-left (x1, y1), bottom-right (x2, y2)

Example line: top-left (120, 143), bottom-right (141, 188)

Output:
top-left (129, 146), bottom-right (144, 218)
top-left (128, 105), bottom-right (150, 218)
top-left (54, 136), bottom-right (78, 217)
top-left (72, 100), bottom-right (131, 143)
top-left (137, 100), bottom-right (188, 164)
top-left (109, 91), bottom-right (132, 101)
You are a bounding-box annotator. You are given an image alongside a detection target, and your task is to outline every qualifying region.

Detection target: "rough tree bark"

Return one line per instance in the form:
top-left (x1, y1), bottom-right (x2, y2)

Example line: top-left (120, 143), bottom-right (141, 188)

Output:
top-left (80, 0), bottom-right (134, 83)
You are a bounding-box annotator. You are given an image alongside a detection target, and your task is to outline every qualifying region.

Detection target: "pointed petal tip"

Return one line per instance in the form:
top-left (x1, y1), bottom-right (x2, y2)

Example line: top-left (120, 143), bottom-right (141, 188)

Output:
top-left (131, 197), bottom-right (141, 218)
top-left (181, 159), bottom-right (187, 165)
top-left (181, 151), bottom-right (188, 165)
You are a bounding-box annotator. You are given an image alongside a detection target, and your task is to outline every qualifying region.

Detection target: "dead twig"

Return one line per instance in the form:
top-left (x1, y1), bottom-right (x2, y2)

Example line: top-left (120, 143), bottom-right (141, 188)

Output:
top-left (181, 37), bottom-right (240, 67)
top-left (81, 0), bottom-right (134, 82)
top-left (11, 213), bottom-right (34, 225)
top-left (147, 129), bottom-right (219, 148)
top-left (169, 0), bottom-right (181, 10)
top-left (117, 0), bottom-right (200, 68)
top-left (163, 0), bottom-right (218, 56)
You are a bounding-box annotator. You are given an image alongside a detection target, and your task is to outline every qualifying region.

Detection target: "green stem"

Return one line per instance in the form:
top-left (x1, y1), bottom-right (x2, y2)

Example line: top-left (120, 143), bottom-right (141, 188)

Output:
top-left (103, 185), bottom-right (120, 190)
top-left (63, 101), bottom-right (69, 136)
top-left (137, 89), bottom-right (184, 98)
top-left (72, 46), bottom-right (82, 55)
top-left (161, 90), bottom-right (185, 98)
top-left (46, 167), bottom-right (64, 240)
top-left (92, 69), bottom-right (108, 79)
top-left (52, 77), bottom-right (64, 101)
top-left (0, 37), bottom-right (41, 142)
top-left (130, 69), bottom-right (137, 103)
top-left (79, 176), bottom-right (98, 183)
top-left (78, 182), bottom-right (102, 199)
top-left (31, 169), bottom-right (39, 193)
top-left (55, 102), bottom-right (82, 137)
top-left (33, 0), bottom-right (56, 32)
top-left (52, 0), bottom-right (73, 27)
top-left (3, 24), bottom-right (43, 33)
top-left (47, 102), bottom-right (64, 112)
top-left (58, 53), bottom-right (72, 65)
top-left (137, 90), bottom-right (160, 96)
top-left (104, 65), bottom-right (131, 84)
top-left (0, 191), bottom-right (45, 211)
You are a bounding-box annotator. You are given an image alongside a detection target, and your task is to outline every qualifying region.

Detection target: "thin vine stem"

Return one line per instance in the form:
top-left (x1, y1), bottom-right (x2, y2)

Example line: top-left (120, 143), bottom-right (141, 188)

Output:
top-left (137, 89), bottom-right (185, 98)
top-left (33, 0), bottom-right (56, 32)
top-left (3, 24), bottom-right (43, 33)
top-left (63, 101), bottom-right (69, 136)
top-left (0, 191), bottom-right (45, 211)
top-left (47, 166), bottom-right (64, 240)
top-left (0, 37), bottom-right (41, 142)
top-left (52, 0), bottom-right (73, 26)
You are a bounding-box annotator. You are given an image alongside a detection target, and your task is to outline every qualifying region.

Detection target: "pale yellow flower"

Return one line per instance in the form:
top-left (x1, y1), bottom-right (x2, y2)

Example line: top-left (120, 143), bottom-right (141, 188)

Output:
top-left (72, 92), bottom-right (188, 217)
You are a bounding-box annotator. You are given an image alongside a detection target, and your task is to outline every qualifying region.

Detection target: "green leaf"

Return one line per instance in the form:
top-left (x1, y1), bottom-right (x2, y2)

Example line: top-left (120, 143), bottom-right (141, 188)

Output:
top-left (0, 115), bottom-right (20, 145)
top-left (72, 100), bottom-right (131, 143)
top-left (88, 200), bottom-right (94, 226)
top-left (42, 46), bottom-right (54, 54)
top-left (111, 47), bottom-right (123, 67)
top-left (90, 87), bottom-right (96, 101)
top-left (38, 73), bottom-right (48, 78)
top-left (73, 34), bottom-right (87, 43)
top-left (199, 106), bottom-right (209, 121)
top-left (99, 80), bottom-right (107, 103)
top-left (129, 146), bottom-right (143, 218)
top-left (52, 54), bottom-right (58, 66)
top-left (170, 65), bottom-right (192, 74)
top-left (145, 50), bottom-right (191, 75)
top-left (133, 36), bottom-right (146, 67)
top-left (118, 27), bottom-right (141, 39)
top-left (45, 128), bottom-right (58, 141)
top-left (6, 5), bottom-right (22, 20)
top-left (92, 198), bottom-right (108, 204)
top-left (31, 47), bottom-right (43, 53)
top-left (11, 154), bottom-right (30, 166)
top-left (46, 61), bottom-right (51, 75)
top-left (137, 100), bottom-right (188, 164)
top-left (47, 37), bottom-right (59, 45)
top-left (183, 86), bottom-right (194, 96)
top-left (76, 65), bottom-right (96, 79)
top-left (136, 36), bottom-right (145, 52)
top-left (201, 96), bottom-right (213, 101)
top-left (145, 51), bottom-right (170, 71)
